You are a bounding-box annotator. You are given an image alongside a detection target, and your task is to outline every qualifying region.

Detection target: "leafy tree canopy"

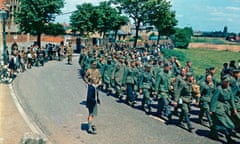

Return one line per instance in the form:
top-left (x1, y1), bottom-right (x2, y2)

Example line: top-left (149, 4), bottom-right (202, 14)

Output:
top-left (15, 0), bottom-right (64, 46)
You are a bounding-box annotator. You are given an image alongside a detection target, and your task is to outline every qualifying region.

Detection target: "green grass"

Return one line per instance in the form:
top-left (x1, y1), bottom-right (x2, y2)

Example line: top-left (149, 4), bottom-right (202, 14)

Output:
top-left (173, 48), bottom-right (240, 80)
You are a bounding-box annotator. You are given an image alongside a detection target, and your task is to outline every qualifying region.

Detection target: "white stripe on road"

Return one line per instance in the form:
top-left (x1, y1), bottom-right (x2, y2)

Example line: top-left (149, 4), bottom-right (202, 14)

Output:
top-left (149, 115), bottom-right (166, 123)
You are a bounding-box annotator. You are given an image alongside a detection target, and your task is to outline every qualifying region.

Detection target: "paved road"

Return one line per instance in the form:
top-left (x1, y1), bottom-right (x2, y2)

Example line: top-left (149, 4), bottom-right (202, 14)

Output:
top-left (12, 56), bottom-right (227, 144)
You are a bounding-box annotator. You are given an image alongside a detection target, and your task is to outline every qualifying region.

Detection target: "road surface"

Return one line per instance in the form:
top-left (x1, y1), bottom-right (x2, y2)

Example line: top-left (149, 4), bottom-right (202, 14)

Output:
top-left (13, 56), bottom-right (230, 144)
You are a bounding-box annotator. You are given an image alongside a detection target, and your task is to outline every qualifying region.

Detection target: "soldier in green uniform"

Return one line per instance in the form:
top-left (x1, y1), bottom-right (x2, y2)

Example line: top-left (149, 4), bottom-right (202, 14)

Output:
top-left (139, 64), bottom-right (153, 114)
top-left (84, 61), bottom-right (102, 134)
top-left (125, 60), bottom-right (138, 106)
top-left (209, 75), bottom-right (238, 143)
top-left (96, 55), bottom-right (105, 77)
top-left (231, 69), bottom-right (240, 129)
top-left (113, 55), bottom-right (128, 99)
top-left (66, 42), bottom-right (73, 65)
top-left (173, 72), bottom-right (196, 132)
top-left (83, 51), bottom-right (95, 76)
top-left (103, 56), bottom-right (115, 95)
top-left (154, 63), bottom-right (173, 119)
top-left (198, 73), bottom-right (215, 127)
top-left (170, 67), bottom-right (187, 117)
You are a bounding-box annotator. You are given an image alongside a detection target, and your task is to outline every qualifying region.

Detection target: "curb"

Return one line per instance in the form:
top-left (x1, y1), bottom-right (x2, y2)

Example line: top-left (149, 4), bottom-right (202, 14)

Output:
top-left (8, 84), bottom-right (51, 144)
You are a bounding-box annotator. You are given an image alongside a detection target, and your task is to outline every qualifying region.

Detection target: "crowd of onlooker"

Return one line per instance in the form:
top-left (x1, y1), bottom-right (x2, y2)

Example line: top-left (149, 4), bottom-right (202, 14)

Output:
top-left (3, 41), bottom-right (67, 80)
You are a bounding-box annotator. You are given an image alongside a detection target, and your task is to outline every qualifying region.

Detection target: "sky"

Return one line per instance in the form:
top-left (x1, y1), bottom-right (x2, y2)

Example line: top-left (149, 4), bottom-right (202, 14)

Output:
top-left (55, 0), bottom-right (240, 33)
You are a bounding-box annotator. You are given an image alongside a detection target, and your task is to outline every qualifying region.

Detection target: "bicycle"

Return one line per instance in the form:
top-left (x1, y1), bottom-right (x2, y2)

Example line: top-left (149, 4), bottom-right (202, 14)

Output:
top-left (0, 64), bottom-right (13, 84)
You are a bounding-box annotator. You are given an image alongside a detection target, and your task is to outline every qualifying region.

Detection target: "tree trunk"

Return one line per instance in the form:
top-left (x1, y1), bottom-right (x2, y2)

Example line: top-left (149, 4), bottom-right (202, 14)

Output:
top-left (37, 33), bottom-right (41, 48)
top-left (157, 31), bottom-right (161, 45)
top-left (133, 21), bottom-right (140, 48)
top-left (114, 30), bottom-right (118, 41)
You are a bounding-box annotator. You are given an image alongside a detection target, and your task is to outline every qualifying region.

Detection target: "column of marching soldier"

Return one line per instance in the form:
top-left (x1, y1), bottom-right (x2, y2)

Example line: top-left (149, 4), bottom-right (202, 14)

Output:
top-left (79, 45), bottom-right (240, 143)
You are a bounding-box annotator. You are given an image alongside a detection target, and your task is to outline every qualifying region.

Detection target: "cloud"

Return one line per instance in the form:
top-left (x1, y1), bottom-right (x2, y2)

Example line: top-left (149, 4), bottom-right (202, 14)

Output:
top-left (225, 6), bottom-right (240, 11)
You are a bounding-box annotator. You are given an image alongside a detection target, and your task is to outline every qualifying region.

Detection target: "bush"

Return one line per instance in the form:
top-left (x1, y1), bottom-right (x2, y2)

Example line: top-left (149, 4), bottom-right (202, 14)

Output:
top-left (161, 48), bottom-right (186, 61)
top-left (171, 27), bottom-right (192, 49)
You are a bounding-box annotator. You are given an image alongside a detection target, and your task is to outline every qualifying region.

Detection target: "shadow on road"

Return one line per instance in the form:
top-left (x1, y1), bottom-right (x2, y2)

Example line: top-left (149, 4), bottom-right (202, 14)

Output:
top-left (195, 129), bottom-right (227, 144)
top-left (80, 100), bottom-right (87, 106)
top-left (81, 123), bottom-right (88, 132)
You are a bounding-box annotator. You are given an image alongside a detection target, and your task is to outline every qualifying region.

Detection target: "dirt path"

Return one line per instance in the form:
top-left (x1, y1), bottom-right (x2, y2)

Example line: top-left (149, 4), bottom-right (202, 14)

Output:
top-left (189, 42), bottom-right (240, 52)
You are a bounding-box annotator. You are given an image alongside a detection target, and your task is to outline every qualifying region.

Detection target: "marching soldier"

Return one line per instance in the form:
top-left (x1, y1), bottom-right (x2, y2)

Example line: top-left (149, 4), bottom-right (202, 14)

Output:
top-left (209, 75), bottom-right (237, 143)
top-left (154, 62), bottom-right (173, 119)
top-left (103, 56), bottom-right (115, 95)
top-left (139, 64), bottom-right (153, 114)
top-left (125, 60), bottom-right (138, 106)
top-left (231, 69), bottom-right (240, 129)
top-left (84, 60), bottom-right (102, 134)
top-left (112, 55), bottom-right (128, 99)
top-left (198, 73), bottom-right (216, 127)
top-left (173, 72), bottom-right (197, 132)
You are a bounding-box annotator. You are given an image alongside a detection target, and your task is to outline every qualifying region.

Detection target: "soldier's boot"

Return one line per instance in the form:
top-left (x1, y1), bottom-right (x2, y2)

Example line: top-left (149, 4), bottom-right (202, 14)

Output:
top-left (166, 113), bottom-right (172, 125)
top-left (187, 123), bottom-right (194, 133)
top-left (226, 135), bottom-right (235, 144)
top-left (177, 121), bottom-right (185, 128)
top-left (206, 112), bottom-right (213, 127)
top-left (209, 126), bottom-right (219, 140)
top-left (87, 122), bottom-right (96, 134)
top-left (92, 125), bottom-right (97, 132)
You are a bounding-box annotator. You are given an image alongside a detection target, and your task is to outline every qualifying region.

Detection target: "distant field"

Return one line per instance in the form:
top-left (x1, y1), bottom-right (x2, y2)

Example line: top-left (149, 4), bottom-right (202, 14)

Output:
top-left (173, 48), bottom-right (240, 80)
top-left (191, 37), bottom-right (240, 45)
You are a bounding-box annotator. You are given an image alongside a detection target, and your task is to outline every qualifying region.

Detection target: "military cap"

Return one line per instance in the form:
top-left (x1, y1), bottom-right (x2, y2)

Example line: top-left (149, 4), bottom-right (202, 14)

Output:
top-left (205, 67), bottom-right (210, 71)
top-left (186, 72), bottom-right (193, 77)
top-left (91, 60), bottom-right (97, 65)
top-left (99, 54), bottom-right (104, 58)
top-left (209, 67), bottom-right (215, 70)
top-left (164, 62), bottom-right (171, 67)
top-left (222, 75), bottom-right (230, 82)
top-left (144, 64), bottom-right (151, 69)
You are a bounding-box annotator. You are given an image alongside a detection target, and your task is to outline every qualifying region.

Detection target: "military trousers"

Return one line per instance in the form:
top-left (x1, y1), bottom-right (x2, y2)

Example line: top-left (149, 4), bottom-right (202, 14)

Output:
top-left (127, 83), bottom-right (135, 102)
top-left (199, 101), bottom-right (212, 124)
top-left (179, 102), bottom-right (191, 127)
top-left (157, 97), bottom-right (170, 117)
top-left (142, 88), bottom-right (151, 108)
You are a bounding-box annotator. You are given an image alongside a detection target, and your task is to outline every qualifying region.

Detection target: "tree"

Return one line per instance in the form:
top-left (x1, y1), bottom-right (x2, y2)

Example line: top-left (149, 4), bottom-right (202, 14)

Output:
top-left (94, 1), bottom-right (118, 38)
top-left (111, 0), bottom-right (159, 48)
top-left (70, 2), bottom-right (128, 39)
top-left (112, 15), bottom-right (129, 40)
top-left (149, 0), bottom-right (177, 44)
top-left (44, 23), bottom-right (65, 36)
top-left (70, 3), bottom-right (95, 36)
top-left (15, 0), bottom-right (64, 47)
top-left (171, 27), bottom-right (192, 49)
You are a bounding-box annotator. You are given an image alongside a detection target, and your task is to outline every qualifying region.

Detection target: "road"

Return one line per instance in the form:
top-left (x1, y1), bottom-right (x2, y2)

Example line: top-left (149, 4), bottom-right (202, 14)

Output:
top-left (12, 56), bottom-right (227, 144)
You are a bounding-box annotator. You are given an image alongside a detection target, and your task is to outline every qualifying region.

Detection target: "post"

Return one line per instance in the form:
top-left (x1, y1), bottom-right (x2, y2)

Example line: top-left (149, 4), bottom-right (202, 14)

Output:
top-left (0, 9), bottom-right (8, 65)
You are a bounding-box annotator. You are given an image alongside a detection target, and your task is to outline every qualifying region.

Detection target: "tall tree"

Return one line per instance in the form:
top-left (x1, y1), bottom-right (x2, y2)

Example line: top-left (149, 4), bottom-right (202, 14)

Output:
top-left (70, 2), bottom-right (128, 39)
top-left (15, 0), bottom-right (64, 47)
top-left (70, 3), bottom-right (95, 36)
top-left (149, 0), bottom-right (177, 44)
top-left (112, 15), bottom-right (128, 40)
top-left (111, 0), bottom-right (159, 48)
top-left (95, 1), bottom-right (118, 38)
top-left (44, 23), bottom-right (65, 36)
